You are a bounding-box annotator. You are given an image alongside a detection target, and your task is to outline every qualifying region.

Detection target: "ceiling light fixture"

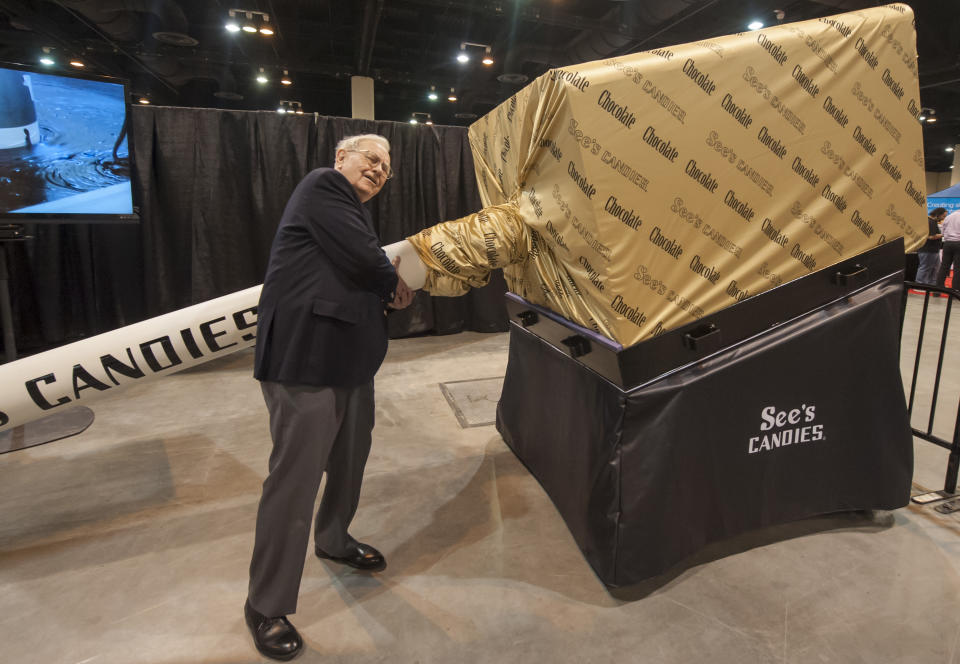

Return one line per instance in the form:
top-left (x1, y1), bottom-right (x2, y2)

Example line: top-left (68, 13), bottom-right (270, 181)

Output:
top-left (69, 60), bottom-right (84, 68)
top-left (280, 69), bottom-right (292, 85)
top-left (448, 87), bottom-right (457, 102)
top-left (412, 111), bottom-right (432, 125)
top-left (231, 8), bottom-right (274, 37)
top-left (946, 147), bottom-right (955, 152)
top-left (138, 97), bottom-right (151, 105)
top-left (277, 100), bottom-right (303, 115)
top-left (259, 15), bottom-right (274, 35)
top-left (225, 9), bottom-right (240, 32)
top-left (427, 85), bottom-right (438, 101)
top-left (227, 9), bottom-right (272, 35)
top-left (256, 67), bottom-right (268, 84)
top-left (460, 42), bottom-right (494, 66)
top-left (39, 47), bottom-right (55, 66)
top-left (748, 20), bottom-right (764, 30)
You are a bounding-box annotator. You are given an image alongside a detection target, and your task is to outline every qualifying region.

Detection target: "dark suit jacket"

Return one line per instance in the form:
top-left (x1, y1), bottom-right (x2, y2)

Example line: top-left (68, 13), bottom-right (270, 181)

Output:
top-left (254, 168), bottom-right (399, 387)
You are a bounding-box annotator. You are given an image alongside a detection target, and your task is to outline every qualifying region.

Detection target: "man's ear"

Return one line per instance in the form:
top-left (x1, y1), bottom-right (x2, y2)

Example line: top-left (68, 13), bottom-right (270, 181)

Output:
top-left (334, 149), bottom-right (345, 169)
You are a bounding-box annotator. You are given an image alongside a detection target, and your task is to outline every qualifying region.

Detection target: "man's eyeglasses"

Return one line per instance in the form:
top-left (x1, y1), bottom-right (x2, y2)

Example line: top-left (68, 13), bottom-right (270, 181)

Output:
top-left (348, 148), bottom-right (394, 180)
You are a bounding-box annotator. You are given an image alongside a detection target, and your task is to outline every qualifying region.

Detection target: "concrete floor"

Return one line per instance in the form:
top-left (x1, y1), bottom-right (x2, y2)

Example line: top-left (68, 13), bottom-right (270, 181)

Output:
top-left (1, 293), bottom-right (959, 664)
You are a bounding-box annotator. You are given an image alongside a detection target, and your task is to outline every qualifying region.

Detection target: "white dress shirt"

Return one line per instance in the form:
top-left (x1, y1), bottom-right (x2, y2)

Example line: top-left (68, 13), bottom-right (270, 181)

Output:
top-left (942, 210), bottom-right (960, 242)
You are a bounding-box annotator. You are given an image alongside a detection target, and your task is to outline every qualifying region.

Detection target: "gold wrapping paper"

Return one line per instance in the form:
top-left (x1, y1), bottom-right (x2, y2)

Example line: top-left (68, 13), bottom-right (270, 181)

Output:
top-left (408, 203), bottom-right (528, 295)
top-left (408, 4), bottom-right (927, 347)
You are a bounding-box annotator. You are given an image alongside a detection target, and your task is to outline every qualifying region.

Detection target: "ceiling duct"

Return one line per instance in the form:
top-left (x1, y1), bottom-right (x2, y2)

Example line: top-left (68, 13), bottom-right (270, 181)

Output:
top-left (56, 1), bottom-right (245, 98)
top-left (498, 0), bottom-right (706, 82)
top-left (356, 0), bottom-right (385, 76)
top-left (565, 0), bottom-right (708, 63)
top-left (57, 0), bottom-right (197, 46)
top-left (137, 54), bottom-right (240, 99)
top-left (456, 90), bottom-right (508, 116)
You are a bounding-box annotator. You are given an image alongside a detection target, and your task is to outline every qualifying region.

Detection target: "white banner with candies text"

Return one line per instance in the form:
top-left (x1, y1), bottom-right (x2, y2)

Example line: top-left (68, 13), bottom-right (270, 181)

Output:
top-left (0, 285), bottom-right (261, 433)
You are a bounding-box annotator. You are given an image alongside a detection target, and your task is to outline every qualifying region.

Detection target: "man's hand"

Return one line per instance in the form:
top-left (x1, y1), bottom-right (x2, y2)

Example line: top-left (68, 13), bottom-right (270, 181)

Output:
top-left (389, 256), bottom-right (414, 310)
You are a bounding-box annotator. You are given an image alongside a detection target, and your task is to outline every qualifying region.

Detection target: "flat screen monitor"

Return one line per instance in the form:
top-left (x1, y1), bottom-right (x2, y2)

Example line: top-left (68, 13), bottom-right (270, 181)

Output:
top-left (0, 62), bottom-right (138, 223)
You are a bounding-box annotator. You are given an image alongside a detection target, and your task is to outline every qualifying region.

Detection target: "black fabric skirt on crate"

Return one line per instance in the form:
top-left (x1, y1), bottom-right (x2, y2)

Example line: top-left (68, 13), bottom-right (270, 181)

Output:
top-left (496, 239), bottom-right (913, 587)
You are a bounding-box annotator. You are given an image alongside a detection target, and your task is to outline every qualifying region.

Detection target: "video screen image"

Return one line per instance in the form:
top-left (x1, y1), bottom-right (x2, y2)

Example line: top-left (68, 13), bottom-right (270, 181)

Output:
top-left (0, 66), bottom-right (133, 216)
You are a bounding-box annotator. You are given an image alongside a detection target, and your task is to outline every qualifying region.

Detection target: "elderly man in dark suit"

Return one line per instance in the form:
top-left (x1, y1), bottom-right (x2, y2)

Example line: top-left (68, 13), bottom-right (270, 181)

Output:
top-left (244, 133), bottom-right (413, 661)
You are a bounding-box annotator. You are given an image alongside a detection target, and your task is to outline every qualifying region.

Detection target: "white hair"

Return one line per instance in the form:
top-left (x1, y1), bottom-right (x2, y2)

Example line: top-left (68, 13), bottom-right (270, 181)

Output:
top-left (336, 134), bottom-right (390, 153)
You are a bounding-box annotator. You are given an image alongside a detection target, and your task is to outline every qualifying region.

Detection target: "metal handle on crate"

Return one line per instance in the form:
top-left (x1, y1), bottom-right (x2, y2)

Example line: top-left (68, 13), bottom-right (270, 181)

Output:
top-left (832, 264), bottom-right (868, 287)
top-left (516, 310), bottom-right (539, 327)
top-left (682, 323), bottom-right (722, 352)
top-left (561, 334), bottom-right (591, 358)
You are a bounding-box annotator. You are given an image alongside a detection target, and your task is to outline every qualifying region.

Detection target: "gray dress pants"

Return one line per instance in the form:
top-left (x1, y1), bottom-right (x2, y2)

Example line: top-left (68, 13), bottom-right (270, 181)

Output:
top-left (248, 379), bottom-right (375, 617)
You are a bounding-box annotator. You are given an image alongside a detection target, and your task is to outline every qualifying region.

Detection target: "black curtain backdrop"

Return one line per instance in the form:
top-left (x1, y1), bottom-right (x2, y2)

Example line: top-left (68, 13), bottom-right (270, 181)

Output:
top-left (3, 107), bottom-right (507, 356)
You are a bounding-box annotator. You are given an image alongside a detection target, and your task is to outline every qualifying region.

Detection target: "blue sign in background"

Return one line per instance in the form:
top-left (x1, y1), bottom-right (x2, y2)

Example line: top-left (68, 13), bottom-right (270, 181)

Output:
top-left (928, 182), bottom-right (960, 214)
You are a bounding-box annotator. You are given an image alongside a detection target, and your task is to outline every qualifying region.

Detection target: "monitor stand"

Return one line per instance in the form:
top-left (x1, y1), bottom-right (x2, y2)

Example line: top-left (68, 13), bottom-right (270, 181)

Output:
top-left (0, 227), bottom-right (94, 453)
top-left (0, 224), bottom-right (26, 240)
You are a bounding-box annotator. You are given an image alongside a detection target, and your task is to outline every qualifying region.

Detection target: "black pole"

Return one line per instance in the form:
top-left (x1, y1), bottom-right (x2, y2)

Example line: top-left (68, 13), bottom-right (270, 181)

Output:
top-left (0, 243), bottom-right (16, 363)
top-left (945, 398), bottom-right (960, 494)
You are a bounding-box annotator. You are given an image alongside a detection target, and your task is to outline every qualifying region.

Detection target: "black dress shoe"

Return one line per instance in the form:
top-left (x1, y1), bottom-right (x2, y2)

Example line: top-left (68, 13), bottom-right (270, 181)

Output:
top-left (315, 540), bottom-right (386, 571)
top-left (244, 599), bottom-right (304, 661)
